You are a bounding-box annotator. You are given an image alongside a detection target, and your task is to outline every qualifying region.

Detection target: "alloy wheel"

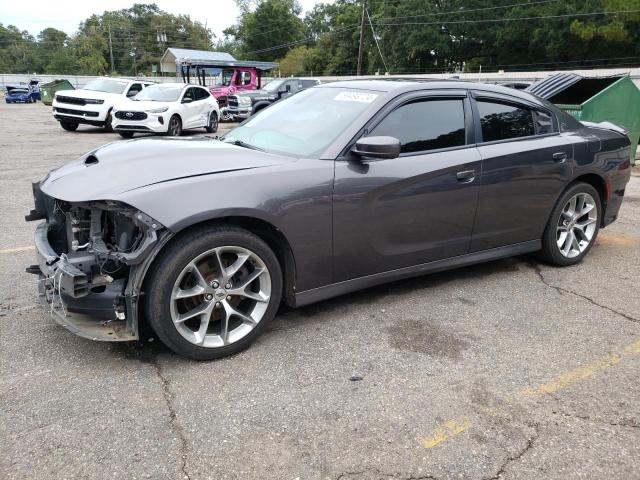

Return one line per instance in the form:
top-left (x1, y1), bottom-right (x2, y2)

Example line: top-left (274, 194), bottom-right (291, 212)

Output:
top-left (209, 112), bottom-right (218, 131)
top-left (169, 117), bottom-right (181, 136)
top-left (170, 246), bottom-right (271, 348)
top-left (556, 192), bottom-right (598, 258)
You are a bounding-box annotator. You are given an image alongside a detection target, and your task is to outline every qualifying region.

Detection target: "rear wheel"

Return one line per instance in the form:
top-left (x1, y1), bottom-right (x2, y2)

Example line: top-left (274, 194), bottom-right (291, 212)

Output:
top-left (167, 115), bottom-right (182, 136)
top-left (145, 226), bottom-right (282, 360)
top-left (539, 182), bottom-right (601, 266)
top-left (205, 111), bottom-right (218, 133)
top-left (60, 121), bottom-right (79, 131)
top-left (118, 131), bottom-right (135, 139)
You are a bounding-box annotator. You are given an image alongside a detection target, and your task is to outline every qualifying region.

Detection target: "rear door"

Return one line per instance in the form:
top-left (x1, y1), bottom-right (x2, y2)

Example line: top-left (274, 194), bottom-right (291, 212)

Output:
top-left (333, 91), bottom-right (481, 281)
top-left (470, 91), bottom-right (573, 251)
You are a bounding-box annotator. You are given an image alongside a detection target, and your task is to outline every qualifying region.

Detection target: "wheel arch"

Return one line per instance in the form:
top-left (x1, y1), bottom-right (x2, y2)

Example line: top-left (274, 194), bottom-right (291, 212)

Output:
top-left (570, 173), bottom-right (608, 225)
top-left (143, 215), bottom-right (297, 309)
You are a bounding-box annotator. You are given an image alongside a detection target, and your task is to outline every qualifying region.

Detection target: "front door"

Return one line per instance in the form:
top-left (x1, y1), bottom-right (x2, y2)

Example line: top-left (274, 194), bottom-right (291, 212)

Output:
top-left (333, 94), bottom-right (481, 282)
top-left (181, 87), bottom-right (200, 128)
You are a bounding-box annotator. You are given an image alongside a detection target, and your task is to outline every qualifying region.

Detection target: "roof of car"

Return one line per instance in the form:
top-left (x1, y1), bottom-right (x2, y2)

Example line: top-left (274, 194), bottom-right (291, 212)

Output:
top-left (320, 79), bottom-right (544, 105)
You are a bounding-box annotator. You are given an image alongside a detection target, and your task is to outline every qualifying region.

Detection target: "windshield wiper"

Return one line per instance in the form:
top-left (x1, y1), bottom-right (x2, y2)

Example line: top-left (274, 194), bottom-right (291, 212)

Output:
top-left (227, 139), bottom-right (265, 152)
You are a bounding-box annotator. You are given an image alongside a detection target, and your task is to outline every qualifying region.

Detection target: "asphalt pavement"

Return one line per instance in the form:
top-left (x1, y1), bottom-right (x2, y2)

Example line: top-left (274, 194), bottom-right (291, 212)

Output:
top-left (1, 101), bottom-right (639, 480)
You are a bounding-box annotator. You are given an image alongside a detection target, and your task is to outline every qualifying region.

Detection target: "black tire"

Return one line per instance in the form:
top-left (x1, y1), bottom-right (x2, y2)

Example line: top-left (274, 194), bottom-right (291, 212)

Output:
top-left (539, 182), bottom-right (601, 266)
top-left (167, 115), bottom-right (182, 136)
top-left (104, 110), bottom-right (113, 132)
top-left (60, 121), bottom-right (79, 131)
top-left (119, 131), bottom-right (135, 139)
top-left (144, 225), bottom-right (283, 360)
top-left (205, 111), bottom-right (218, 133)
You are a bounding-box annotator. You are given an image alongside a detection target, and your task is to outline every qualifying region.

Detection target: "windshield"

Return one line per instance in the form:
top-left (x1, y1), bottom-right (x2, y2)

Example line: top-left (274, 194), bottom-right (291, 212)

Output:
top-left (10, 89), bottom-right (29, 94)
top-left (214, 69), bottom-right (234, 87)
top-left (223, 87), bottom-right (380, 158)
top-left (262, 79), bottom-right (286, 93)
top-left (84, 78), bottom-right (129, 94)
top-left (134, 85), bottom-right (183, 102)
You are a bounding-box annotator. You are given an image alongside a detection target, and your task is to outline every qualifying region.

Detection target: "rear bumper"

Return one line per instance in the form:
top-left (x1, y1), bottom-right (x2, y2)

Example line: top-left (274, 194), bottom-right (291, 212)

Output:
top-left (33, 222), bottom-right (136, 342)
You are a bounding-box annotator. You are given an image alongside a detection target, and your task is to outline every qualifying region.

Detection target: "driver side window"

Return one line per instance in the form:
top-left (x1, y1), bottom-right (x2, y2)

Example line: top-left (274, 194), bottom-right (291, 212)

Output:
top-left (236, 71), bottom-right (252, 86)
top-left (370, 99), bottom-right (466, 154)
top-left (183, 88), bottom-right (195, 101)
top-left (127, 83), bottom-right (142, 97)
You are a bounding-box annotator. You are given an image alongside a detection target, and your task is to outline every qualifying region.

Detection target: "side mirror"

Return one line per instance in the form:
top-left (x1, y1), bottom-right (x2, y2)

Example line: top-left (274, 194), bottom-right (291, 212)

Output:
top-left (352, 136), bottom-right (401, 160)
top-left (182, 97), bottom-right (193, 104)
top-left (126, 90), bottom-right (138, 97)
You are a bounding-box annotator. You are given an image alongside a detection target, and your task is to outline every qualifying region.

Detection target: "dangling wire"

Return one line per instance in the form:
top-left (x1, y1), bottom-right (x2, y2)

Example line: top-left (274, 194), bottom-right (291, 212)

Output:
top-left (366, 7), bottom-right (389, 74)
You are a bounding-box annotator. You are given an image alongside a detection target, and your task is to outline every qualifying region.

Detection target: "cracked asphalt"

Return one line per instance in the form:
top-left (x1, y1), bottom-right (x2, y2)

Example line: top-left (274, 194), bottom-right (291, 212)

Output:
top-left (1, 101), bottom-right (639, 480)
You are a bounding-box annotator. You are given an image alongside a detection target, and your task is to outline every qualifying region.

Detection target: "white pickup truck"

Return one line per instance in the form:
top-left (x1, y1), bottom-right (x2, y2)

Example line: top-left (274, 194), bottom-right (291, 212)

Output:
top-left (52, 77), bottom-right (155, 132)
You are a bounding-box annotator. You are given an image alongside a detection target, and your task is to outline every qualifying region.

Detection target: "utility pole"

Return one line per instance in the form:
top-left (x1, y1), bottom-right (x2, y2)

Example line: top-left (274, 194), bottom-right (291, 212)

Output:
top-left (356, 0), bottom-right (367, 76)
top-left (108, 23), bottom-right (115, 73)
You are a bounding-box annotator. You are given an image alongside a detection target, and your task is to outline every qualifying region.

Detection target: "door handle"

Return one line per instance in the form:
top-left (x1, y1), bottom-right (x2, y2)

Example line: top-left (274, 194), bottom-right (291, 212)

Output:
top-left (552, 152), bottom-right (568, 163)
top-left (456, 170), bottom-right (476, 183)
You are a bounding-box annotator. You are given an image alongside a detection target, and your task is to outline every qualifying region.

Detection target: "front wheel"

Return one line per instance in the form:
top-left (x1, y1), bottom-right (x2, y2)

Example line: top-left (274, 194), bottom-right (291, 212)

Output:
top-left (539, 182), bottom-right (601, 266)
top-left (167, 115), bottom-right (182, 136)
top-left (205, 111), bottom-right (218, 133)
top-left (60, 121), bottom-right (79, 131)
top-left (144, 226), bottom-right (283, 360)
top-left (219, 107), bottom-right (234, 122)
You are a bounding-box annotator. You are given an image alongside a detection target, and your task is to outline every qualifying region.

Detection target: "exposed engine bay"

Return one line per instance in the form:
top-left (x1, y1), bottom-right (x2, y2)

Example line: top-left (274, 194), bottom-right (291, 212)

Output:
top-left (26, 183), bottom-right (168, 340)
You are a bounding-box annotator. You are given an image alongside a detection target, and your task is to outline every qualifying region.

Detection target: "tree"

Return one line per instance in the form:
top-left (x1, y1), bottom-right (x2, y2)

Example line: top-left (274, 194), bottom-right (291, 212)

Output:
top-left (229, 0), bottom-right (305, 61)
top-left (278, 45), bottom-right (309, 75)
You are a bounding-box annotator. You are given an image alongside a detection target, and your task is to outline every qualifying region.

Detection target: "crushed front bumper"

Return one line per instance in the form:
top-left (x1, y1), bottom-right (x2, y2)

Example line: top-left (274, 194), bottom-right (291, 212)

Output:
top-left (33, 221), bottom-right (136, 341)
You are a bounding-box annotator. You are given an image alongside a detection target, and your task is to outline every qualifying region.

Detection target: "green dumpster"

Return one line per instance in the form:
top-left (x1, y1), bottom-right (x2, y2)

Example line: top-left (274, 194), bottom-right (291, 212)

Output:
top-left (39, 79), bottom-right (74, 106)
top-left (528, 74), bottom-right (640, 164)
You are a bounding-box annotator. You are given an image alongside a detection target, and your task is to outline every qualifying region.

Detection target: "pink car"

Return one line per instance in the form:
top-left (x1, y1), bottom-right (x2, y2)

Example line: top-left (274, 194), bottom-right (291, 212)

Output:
top-left (209, 68), bottom-right (259, 121)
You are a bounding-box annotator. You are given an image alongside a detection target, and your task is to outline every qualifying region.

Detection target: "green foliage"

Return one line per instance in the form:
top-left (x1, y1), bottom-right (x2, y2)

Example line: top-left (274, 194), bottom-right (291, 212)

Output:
top-left (0, 3), bottom-right (212, 75)
top-left (228, 0), bottom-right (305, 61)
top-left (1, 0), bottom-right (639, 76)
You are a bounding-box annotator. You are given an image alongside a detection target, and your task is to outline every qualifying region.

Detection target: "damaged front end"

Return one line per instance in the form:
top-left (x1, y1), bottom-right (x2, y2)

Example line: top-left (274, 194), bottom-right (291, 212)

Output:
top-left (26, 183), bottom-right (171, 341)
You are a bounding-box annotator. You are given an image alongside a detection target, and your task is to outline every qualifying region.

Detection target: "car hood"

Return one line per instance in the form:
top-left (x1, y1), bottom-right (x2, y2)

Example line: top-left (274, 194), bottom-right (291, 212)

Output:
top-left (113, 100), bottom-right (172, 112)
top-left (55, 89), bottom-right (124, 101)
top-left (236, 90), bottom-right (277, 100)
top-left (40, 137), bottom-right (295, 202)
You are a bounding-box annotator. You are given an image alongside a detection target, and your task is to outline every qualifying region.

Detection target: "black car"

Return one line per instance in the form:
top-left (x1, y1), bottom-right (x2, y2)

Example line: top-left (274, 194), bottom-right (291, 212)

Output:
top-left (227, 77), bottom-right (321, 120)
top-left (27, 80), bottom-right (632, 360)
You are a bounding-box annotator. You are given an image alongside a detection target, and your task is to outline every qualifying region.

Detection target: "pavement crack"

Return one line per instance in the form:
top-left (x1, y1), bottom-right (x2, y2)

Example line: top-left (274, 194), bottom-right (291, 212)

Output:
top-left (483, 424), bottom-right (539, 480)
top-left (530, 262), bottom-right (640, 325)
top-left (152, 355), bottom-right (191, 480)
top-left (554, 410), bottom-right (639, 429)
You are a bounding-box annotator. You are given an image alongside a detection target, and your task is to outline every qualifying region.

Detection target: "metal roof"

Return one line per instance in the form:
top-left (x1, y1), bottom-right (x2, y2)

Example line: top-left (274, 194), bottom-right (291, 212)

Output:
top-left (178, 58), bottom-right (278, 71)
top-left (163, 48), bottom-right (236, 63)
top-left (525, 73), bottom-right (582, 99)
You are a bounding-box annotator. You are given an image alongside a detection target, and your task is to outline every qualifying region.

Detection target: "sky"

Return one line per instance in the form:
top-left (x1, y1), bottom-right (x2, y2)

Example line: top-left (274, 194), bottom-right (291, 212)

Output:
top-left (1, 0), bottom-right (333, 39)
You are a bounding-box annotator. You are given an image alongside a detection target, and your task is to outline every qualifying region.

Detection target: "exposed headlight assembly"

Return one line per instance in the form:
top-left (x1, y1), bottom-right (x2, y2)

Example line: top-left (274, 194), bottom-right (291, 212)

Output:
top-left (238, 96), bottom-right (252, 105)
top-left (146, 107), bottom-right (169, 113)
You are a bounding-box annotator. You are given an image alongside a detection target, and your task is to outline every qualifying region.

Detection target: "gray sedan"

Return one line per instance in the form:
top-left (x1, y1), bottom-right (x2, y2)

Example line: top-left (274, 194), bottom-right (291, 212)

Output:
top-left (26, 80), bottom-right (632, 359)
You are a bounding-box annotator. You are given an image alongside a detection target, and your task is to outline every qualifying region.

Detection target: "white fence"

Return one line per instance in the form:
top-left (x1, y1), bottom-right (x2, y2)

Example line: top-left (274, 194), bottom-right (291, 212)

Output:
top-left (2, 67), bottom-right (640, 89)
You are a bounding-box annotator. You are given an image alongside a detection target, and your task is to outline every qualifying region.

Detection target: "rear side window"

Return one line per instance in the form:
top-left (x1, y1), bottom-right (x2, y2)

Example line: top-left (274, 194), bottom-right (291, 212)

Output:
top-left (477, 101), bottom-right (535, 142)
top-left (370, 99), bottom-right (466, 154)
top-left (301, 79), bottom-right (319, 88)
top-left (534, 110), bottom-right (554, 135)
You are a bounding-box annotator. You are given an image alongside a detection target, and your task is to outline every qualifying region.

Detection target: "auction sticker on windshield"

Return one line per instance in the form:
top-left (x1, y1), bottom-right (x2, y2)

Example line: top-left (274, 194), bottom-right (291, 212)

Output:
top-left (334, 91), bottom-right (378, 103)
